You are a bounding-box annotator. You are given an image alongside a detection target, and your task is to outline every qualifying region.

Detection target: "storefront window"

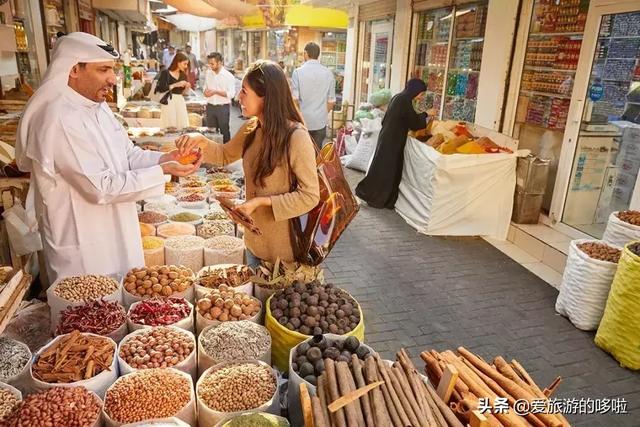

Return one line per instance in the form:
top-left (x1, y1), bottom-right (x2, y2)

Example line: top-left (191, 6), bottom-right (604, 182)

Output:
top-left (562, 11), bottom-right (640, 237)
top-left (359, 19), bottom-right (393, 104)
top-left (14, 6), bottom-right (43, 88)
top-left (321, 32), bottom-right (347, 107)
top-left (513, 0), bottom-right (589, 213)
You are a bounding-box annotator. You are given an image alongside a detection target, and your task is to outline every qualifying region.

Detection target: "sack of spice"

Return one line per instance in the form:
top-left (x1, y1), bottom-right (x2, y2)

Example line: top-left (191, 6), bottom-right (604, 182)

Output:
top-left (196, 361), bottom-right (279, 426)
top-left (142, 236), bottom-right (165, 266)
top-left (169, 211), bottom-right (204, 226)
top-left (157, 222), bottom-right (196, 239)
top-left (117, 326), bottom-right (197, 380)
top-left (0, 337), bottom-right (32, 394)
top-left (46, 274), bottom-right (123, 329)
top-left (122, 265), bottom-right (195, 308)
top-left (195, 264), bottom-right (254, 299)
top-left (0, 382), bottom-right (22, 424)
top-left (252, 258), bottom-right (325, 303)
top-left (214, 412), bottom-right (290, 427)
top-left (127, 297), bottom-right (194, 333)
top-left (198, 321), bottom-right (271, 376)
top-left (30, 331), bottom-right (118, 399)
top-left (556, 240), bottom-right (620, 331)
top-left (139, 222), bottom-right (156, 237)
top-left (204, 236), bottom-right (244, 266)
top-left (603, 211), bottom-right (640, 248)
top-left (122, 418), bottom-right (190, 427)
top-left (103, 368), bottom-right (196, 427)
top-left (56, 299), bottom-right (128, 342)
top-left (165, 236), bottom-right (205, 274)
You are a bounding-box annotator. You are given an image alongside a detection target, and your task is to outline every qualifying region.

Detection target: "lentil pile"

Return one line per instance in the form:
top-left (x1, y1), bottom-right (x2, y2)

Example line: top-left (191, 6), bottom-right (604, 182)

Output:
top-left (577, 242), bottom-right (621, 263)
top-left (0, 388), bottom-right (20, 421)
top-left (33, 331), bottom-right (114, 383)
top-left (53, 275), bottom-right (119, 302)
top-left (138, 211), bottom-right (168, 225)
top-left (0, 337), bottom-right (30, 381)
top-left (125, 265), bottom-right (194, 298)
top-left (617, 210), bottom-right (640, 226)
top-left (171, 212), bottom-right (202, 223)
top-left (142, 236), bottom-right (164, 250)
top-left (56, 299), bottom-right (126, 336)
top-left (198, 363), bottom-right (276, 413)
top-left (129, 297), bottom-right (191, 326)
top-left (198, 265), bottom-right (253, 289)
top-left (270, 282), bottom-right (360, 336)
top-left (197, 285), bottom-right (261, 322)
top-left (9, 387), bottom-right (101, 427)
top-left (200, 321), bottom-right (271, 362)
top-left (104, 369), bottom-right (192, 423)
top-left (120, 327), bottom-right (194, 369)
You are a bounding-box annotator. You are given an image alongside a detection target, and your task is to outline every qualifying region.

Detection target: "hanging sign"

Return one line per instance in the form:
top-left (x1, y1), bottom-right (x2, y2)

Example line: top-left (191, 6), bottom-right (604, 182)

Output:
top-left (589, 79), bottom-right (604, 102)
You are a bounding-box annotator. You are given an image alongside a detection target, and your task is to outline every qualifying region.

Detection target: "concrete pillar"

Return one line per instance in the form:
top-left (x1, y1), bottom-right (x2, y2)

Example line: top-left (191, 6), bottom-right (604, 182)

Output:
top-left (342, 4), bottom-right (359, 105)
top-left (389, 0), bottom-right (412, 94)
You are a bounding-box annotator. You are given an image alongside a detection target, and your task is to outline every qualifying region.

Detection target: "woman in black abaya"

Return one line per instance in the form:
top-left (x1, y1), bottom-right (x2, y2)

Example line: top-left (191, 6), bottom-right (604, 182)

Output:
top-left (355, 79), bottom-right (429, 209)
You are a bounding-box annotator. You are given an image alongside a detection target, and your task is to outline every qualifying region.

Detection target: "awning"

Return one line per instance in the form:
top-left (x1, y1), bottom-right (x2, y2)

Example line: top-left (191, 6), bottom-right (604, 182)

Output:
top-left (163, 13), bottom-right (217, 32)
top-left (240, 4), bottom-right (348, 29)
top-left (92, 0), bottom-right (150, 23)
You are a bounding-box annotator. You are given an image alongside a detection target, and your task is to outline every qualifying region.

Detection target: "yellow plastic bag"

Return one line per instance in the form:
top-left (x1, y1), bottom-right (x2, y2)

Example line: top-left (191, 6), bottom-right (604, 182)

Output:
top-left (456, 141), bottom-right (486, 154)
top-left (265, 294), bottom-right (365, 372)
top-left (594, 241), bottom-right (640, 370)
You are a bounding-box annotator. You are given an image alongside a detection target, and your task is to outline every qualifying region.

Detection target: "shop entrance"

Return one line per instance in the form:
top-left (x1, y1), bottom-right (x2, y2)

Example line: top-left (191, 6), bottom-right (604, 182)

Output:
top-left (554, 1), bottom-right (640, 238)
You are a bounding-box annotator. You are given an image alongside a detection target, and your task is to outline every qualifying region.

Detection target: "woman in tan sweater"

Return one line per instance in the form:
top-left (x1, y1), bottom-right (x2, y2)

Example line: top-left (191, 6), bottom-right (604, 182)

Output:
top-left (176, 61), bottom-right (320, 266)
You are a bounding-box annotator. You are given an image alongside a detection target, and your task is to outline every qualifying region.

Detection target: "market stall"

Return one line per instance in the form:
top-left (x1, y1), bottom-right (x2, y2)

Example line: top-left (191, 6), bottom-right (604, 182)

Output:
top-left (396, 122), bottom-right (519, 240)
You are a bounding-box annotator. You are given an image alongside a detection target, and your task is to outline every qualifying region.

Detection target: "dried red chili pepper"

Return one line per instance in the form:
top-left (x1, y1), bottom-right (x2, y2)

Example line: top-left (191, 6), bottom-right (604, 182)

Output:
top-left (129, 297), bottom-right (191, 326)
top-left (56, 299), bottom-right (126, 336)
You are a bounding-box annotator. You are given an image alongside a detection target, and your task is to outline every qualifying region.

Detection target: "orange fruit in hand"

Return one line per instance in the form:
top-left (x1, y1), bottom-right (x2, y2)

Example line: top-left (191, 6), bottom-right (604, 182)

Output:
top-left (178, 149), bottom-right (201, 165)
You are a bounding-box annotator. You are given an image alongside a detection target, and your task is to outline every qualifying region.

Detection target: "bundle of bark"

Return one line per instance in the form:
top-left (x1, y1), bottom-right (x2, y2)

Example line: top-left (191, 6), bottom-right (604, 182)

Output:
top-left (301, 349), bottom-right (463, 427)
top-left (422, 347), bottom-right (569, 427)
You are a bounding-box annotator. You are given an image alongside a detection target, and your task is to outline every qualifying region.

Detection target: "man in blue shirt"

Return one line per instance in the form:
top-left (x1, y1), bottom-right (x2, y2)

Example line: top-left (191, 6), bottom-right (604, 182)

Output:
top-left (291, 42), bottom-right (336, 149)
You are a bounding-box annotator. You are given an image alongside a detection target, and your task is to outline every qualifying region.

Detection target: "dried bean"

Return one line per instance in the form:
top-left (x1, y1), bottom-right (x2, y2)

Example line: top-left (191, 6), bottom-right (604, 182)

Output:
top-left (577, 242), bottom-right (621, 263)
top-left (617, 210), bottom-right (640, 226)
top-left (138, 211), bottom-right (168, 225)
top-left (53, 275), bottom-right (118, 302)
top-left (200, 320), bottom-right (271, 362)
top-left (10, 387), bottom-right (101, 427)
top-left (119, 327), bottom-right (194, 369)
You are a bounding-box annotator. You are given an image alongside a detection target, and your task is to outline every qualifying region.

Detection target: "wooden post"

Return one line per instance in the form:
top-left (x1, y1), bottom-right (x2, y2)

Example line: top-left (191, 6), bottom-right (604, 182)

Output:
top-left (470, 410), bottom-right (489, 427)
top-left (437, 364), bottom-right (459, 403)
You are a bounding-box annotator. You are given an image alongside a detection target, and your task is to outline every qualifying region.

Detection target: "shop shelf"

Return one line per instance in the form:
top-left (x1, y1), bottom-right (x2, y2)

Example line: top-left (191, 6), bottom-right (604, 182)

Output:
top-left (520, 90), bottom-right (573, 100)
top-left (523, 66), bottom-right (577, 73)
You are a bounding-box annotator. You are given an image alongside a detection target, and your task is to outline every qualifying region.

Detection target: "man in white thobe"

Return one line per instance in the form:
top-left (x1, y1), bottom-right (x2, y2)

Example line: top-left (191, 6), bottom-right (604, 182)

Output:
top-left (16, 32), bottom-right (199, 284)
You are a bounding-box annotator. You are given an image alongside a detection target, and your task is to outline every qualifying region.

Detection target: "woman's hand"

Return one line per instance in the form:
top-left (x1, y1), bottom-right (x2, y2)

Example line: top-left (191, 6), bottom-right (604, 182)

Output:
top-left (236, 197), bottom-right (271, 217)
top-left (426, 108), bottom-right (438, 117)
top-left (175, 133), bottom-right (208, 156)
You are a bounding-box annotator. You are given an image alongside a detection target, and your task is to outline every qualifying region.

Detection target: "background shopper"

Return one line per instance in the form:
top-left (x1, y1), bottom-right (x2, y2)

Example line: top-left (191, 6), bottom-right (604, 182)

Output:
top-left (184, 44), bottom-right (199, 89)
top-left (155, 52), bottom-right (191, 129)
top-left (291, 42), bottom-right (336, 149)
top-left (175, 60), bottom-right (320, 266)
top-left (204, 52), bottom-right (236, 142)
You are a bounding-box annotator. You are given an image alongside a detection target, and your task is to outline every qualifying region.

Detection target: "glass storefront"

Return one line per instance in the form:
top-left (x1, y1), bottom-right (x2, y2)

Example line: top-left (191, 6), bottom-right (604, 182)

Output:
top-left (358, 19), bottom-right (394, 104)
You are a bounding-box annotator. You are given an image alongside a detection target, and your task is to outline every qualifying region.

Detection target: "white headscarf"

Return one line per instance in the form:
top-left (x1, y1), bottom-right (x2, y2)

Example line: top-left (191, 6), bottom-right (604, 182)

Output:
top-left (16, 32), bottom-right (120, 176)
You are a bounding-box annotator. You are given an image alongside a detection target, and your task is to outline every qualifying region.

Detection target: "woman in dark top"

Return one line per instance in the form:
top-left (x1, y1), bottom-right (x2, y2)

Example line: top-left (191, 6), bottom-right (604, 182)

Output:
top-left (155, 52), bottom-right (191, 128)
top-left (355, 79), bottom-right (430, 209)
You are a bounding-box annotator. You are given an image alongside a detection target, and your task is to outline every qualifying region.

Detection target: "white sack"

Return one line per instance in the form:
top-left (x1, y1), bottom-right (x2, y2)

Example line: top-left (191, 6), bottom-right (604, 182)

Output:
top-left (603, 212), bottom-right (640, 248)
top-left (345, 117), bottom-right (382, 172)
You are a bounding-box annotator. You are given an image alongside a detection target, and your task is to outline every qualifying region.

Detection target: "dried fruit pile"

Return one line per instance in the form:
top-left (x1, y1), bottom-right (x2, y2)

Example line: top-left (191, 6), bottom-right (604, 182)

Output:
top-left (269, 282), bottom-right (361, 336)
top-left (577, 241), bottom-right (621, 263)
top-left (617, 210), bottom-right (640, 226)
top-left (125, 266), bottom-right (194, 298)
top-left (197, 285), bottom-right (261, 322)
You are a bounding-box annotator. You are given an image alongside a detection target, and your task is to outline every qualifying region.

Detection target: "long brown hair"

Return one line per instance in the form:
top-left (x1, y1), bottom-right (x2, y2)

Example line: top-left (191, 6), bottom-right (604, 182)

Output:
top-left (243, 60), bottom-right (304, 186)
top-left (169, 51), bottom-right (190, 72)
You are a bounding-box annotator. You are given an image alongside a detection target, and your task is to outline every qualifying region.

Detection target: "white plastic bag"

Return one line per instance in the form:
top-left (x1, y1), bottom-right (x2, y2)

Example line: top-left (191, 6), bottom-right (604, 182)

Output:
top-left (117, 327), bottom-right (197, 380)
top-left (46, 274), bottom-right (123, 332)
top-left (603, 212), bottom-right (640, 248)
top-left (2, 202), bottom-right (43, 255)
top-left (555, 239), bottom-right (619, 331)
top-left (345, 117), bottom-right (382, 172)
top-left (196, 361), bottom-right (280, 427)
top-left (127, 299), bottom-right (195, 333)
top-left (30, 333), bottom-right (119, 399)
top-left (344, 134), bottom-right (358, 155)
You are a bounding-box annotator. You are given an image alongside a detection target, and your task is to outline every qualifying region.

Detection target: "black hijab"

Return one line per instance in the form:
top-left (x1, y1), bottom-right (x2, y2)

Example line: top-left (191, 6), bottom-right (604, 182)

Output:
top-left (402, 78), bottom-right (427, 99)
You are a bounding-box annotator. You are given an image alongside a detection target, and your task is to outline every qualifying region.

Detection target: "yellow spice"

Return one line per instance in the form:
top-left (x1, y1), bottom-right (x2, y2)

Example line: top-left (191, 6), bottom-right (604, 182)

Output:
top-left (142, 237), bottom-right (164, 250)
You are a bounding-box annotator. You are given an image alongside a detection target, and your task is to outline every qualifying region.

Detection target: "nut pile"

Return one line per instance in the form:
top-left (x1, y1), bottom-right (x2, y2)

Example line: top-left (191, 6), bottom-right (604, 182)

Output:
top-left (53, 275), bottom-right (119, 302)
top-left (33, 331), bottom-right (114, 383)
top-left (198, 363), bottom-right (276, 413)
top-left (577, 242), bottom-right (621, 263)
top-left (617, 210), bottom-right (640, 226)
top-left (293, 336), bottom-right (372, 386)
top-left (197, 285), bottom-right (261, 322)
top-left (129, 297), bottom-right (192, 326)
top-left (200, 321), bottom-right (271, 362)
top-left (181, 180), bottom-right (206, 188)
top-left (629, 241), bottom-right (640, 257)
top-left (9, 387), bottom-right (101, 427)
top-left (198, 265), bottom-right (253, 289)
top-left (125, 266), bottom-right (194, 298)
top-left (120, 327), bottom-right (194, 369)
top-left (138, 211), bottom-right (168, 225)
top-left (198, 220), bottom-right (234, 238)
top-left (0, 388), bottom-right (20, 421)
top-left (104, 369), bottom-right (192, 423)
top-left (270, 282), bottom-right (360, 336)
top-left (0, 338), bottom-right (30, 380)
top-left (204, 236), bottom-right (244, 254)
top-left (56, 299), bottom-right (126, 336)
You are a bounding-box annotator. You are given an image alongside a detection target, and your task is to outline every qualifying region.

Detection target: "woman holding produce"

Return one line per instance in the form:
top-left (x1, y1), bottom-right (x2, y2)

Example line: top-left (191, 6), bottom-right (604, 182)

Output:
top-left (155, 52), bottom-right (191, 129)
top-left (175, 61), bottom-right (320, 267)
top-left (356, 78), bottom-right (434, 209)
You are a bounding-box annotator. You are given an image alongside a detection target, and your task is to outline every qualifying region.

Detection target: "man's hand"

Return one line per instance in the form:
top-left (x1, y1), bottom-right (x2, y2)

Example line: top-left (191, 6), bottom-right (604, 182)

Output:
top-left (204, 89), bottom-right (215, 97)
top-left (159, 149), bottom-right (181, 164)
top-left (160, 158), bottom-right (201, 177)
top-left (175, 132), bottom-right (209, 156)
top-left (236, 197), bottom-right (271, 217)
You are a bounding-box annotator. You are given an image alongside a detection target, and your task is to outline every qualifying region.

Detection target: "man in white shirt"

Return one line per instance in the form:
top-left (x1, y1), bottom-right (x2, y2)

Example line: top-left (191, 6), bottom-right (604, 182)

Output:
top-left (15, 32), bottom-right (199, 284)
top-left (203, 52), bottom-right (236, 142)
top-left (162, 45), bottom-right (176, 70)
top-left (291, 42), bottom-right (336, 148)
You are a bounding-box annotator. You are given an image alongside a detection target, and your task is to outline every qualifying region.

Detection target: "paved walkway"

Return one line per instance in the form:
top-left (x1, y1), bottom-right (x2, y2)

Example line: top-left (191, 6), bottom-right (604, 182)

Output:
top-left (228, 111), bottom-right (639, 426)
